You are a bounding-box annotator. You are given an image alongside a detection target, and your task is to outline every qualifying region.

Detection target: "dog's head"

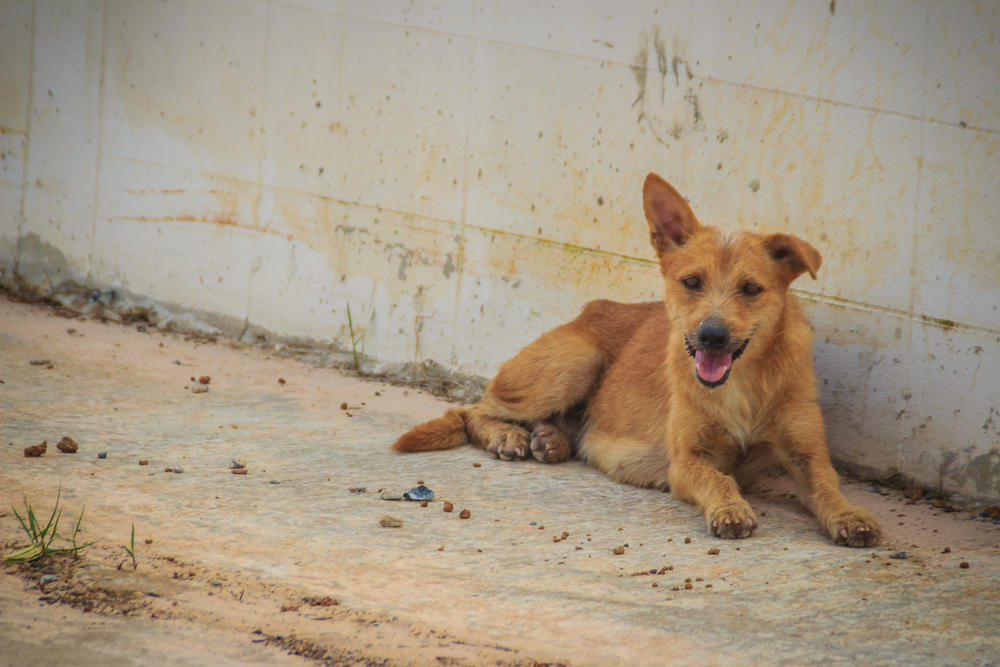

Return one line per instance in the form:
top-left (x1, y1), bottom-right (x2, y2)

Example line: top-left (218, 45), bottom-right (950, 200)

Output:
top-left (642, 172), bottom-right (821, 389)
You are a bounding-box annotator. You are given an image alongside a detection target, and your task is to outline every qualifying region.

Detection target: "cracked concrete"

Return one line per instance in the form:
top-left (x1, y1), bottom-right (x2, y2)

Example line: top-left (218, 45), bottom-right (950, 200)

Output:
top-left (1, 296), bottom-right (998, 666)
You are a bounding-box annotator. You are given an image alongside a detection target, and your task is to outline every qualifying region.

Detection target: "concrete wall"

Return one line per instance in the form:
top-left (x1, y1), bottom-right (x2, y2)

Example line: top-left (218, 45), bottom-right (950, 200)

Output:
top-left (1, 0), bottom-right (997, 500)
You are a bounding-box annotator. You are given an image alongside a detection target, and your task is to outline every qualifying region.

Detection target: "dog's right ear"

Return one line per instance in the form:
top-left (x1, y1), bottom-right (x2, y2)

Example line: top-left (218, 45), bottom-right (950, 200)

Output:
top-left (643, 173), bottom-right (701, 254)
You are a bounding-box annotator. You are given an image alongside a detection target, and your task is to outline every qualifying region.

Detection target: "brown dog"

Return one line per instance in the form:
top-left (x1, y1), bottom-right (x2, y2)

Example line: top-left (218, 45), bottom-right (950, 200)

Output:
top-left (393, 173), bottom-right (880, 547)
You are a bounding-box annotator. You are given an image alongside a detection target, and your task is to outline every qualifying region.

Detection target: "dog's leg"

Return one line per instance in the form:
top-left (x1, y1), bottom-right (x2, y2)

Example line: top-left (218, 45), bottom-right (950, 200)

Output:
top-left (667, 421), bottom-right (757, 539)
top-left (465, 322), bottom-right (604, 462)
top-left (775, 404), bottom-right (881, 547)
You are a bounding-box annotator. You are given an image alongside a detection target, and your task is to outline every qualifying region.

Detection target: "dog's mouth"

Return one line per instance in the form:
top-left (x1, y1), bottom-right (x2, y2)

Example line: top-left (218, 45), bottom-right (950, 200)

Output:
top-left (685, 336), bottom-right (751, 388)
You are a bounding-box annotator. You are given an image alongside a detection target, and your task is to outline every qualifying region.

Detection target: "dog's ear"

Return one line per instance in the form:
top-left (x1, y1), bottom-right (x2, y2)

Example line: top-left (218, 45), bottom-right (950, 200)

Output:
top-left (762, 233), bottom-right (822, 282)
top-left (643, 173), bottom-right (700, 254)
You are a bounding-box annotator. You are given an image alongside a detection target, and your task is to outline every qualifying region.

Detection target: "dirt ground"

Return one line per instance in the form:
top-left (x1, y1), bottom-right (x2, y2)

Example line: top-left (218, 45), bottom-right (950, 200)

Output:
top-left (1, 295), bottom-right (999, 666)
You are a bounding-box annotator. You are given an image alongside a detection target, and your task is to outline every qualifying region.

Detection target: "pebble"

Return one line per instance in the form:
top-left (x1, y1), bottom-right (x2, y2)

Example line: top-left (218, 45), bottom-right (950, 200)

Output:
top-left (459, 509), bottom-right (471, 519)
top-left (231, 468), bottom-right (248, 475)
top-left (889, 551), bottom-right (908, 560)
top-left (97, 452), bottom-right (107, 459)
top-left (348, 486), bottom-right (367, 493)
top-left (39, 575), bottom-right (58, 584)
top-left (379, 515), bottom-right (403, 528)
top-left (403, 485), bottom-right (434, 501)
top-left (229, 459), bottom-right (246, 470)
top-left (443, 502), bottom-right (454, 513)
top-left (379, 489), bottom-right (404, 501)
top-left (29, 359), bottom-right (52, 366)
top-left (191, 384), bottom-right (209, 394)
top-left (270, 480), bottom-right (280, 484)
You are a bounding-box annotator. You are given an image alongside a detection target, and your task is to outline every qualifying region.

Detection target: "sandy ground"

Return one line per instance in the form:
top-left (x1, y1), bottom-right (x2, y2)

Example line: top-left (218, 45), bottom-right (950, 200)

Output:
top-left (1, 295), bottom-right (998, 666)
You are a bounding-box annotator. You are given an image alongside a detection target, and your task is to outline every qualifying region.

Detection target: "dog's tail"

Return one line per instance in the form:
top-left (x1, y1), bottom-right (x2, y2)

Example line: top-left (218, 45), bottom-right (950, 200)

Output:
top-left (391, 408), bottom-right (469, 452)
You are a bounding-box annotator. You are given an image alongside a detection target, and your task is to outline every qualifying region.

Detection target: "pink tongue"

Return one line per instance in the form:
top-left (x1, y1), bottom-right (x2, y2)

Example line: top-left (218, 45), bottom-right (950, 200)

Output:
top-left (694, 349), bottom-right (732, 383)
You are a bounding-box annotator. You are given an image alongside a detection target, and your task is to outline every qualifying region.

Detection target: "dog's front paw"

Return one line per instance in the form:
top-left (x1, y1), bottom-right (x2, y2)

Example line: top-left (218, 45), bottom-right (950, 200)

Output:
top-left (485, 426), bottom-right (530, 461)
top-left (529, 423), bottom-right (572, 463)
top-left (827, 508), bottom-right (881, 547)
top-left (707, 502), bottom-right (758, 539)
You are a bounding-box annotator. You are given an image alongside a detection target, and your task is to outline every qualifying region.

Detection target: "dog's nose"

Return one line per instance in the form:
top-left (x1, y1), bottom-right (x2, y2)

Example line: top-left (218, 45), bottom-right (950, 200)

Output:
top-left (698, 321), bottom-right (730, 350)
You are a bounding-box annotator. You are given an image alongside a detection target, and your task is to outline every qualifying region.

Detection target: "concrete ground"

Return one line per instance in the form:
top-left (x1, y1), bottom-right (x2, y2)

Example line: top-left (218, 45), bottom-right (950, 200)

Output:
top-left (1, 296), bottom-right (998, 666)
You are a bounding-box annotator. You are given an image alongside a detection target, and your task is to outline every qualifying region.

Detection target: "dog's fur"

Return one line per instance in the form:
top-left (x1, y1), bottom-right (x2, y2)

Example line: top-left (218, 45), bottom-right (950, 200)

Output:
top-left (393, 173), bottom-right (880, 546)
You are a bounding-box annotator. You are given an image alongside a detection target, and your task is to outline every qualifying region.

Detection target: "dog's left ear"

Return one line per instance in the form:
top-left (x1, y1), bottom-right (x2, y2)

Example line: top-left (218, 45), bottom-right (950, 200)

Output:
top-left (763, 233), bottom-right (822, 282)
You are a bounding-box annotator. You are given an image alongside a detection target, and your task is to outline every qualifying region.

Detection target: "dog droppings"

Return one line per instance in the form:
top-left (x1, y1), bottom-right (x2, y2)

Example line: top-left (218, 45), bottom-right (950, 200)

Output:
top-left (379, 515), bottom-right (403, 528)
top-left (24, 441), bottom-right (47, 457)
top-left (707, 547), bottom-right (720, 555)
top-left (231, 468), bottom-right (248, 475)
top-left (138, 459), bottom-right (149, 466)
top-left (56, 436), bottom-right (78, 453)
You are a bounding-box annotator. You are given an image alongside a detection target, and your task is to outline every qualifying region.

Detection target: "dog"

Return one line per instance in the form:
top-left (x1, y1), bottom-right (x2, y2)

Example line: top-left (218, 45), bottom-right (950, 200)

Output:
top-left (393, 173), bottom-right (880, 547)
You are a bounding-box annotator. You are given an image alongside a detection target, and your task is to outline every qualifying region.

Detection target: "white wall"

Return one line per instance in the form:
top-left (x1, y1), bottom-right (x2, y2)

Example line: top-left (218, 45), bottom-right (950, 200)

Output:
top-left (1, 0), bottom-right (998, 500)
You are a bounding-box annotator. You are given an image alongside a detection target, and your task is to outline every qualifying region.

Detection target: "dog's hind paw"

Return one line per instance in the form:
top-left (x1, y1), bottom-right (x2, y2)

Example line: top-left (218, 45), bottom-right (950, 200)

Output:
top-left (485, 426), bottom-right (531, 461)
top-left (529, 423), bottom-right (572, 463)
top-left (707, 502), bottom-right (758, 539)
top-left (828, 508), bottom-right (881, 547)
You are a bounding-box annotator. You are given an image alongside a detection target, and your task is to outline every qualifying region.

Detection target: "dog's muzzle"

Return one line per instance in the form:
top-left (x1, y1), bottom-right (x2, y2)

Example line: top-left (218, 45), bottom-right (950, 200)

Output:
top-left (685, 320), bottom-right (751, 389)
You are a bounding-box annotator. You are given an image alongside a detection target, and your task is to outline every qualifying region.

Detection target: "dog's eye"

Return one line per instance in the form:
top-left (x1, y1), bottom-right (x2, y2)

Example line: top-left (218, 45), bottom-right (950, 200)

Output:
top-left (682, 275), bottom-right (701, 290)
top-left (742, 282), bottom-right (762, 296)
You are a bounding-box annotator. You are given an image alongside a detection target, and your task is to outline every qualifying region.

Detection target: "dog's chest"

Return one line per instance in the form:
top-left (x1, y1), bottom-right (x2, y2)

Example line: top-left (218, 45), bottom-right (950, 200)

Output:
top-left (707, 382), bottom-right (767, 448)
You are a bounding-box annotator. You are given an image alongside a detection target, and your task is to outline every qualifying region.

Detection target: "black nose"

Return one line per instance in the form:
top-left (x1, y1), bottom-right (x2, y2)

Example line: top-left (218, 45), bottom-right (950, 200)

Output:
top-left (698, 321), bottom-right (730, 350)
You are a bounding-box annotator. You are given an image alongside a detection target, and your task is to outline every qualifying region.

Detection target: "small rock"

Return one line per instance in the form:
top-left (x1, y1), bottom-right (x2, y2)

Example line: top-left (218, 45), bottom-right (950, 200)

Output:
top-left (56, 436), bottom-right (78, 453)
top-left (232, 468), bottom-right (248, 475)
top-left (138, 459), bottom-right (149, 466)
top-left (172, 467), bottom-right (183, 473)
top-left (889, 551), bottom-right (908, 560)
top-left (164, 467), bottom-right (174, 473)
top-left (39, 575), bottom-right (58, 584)
top-left (29, 359), bottom-right (52, 366)
top-left (379, 515), bottom-right (403, 528)
top-left (277, 377), bottom-right (286, 385)
top-left (97, 451), bottom-right (107, 459)
top-left (707, 547), bottom-right (720, 555)
top-left (959, 561), bottom-right (970, 569)
top-left (459, 509), bottom-right (471, 519)
top-left (229, 459), bottom-right (246, 469)
top-left (403, 485), bottom-right (434, 501)
top-left (198, 375), bottom-right (211, 385)
top-left (348, 486), bottom-right (367, 493)
top-left (269, 480), bottom-right (280, 484)
top-left (340, 402), bottom-right (348, 410)
top-left (191, 384), bottom-right (209, 394)
top-left (379, 489), bottom-right (404, 501)
top-left (24, 441), bottom-right (47, 457)
top-left (613, 545), bottom-right (626, 555)
top-left (443, 502), bottom-right (454, 513)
